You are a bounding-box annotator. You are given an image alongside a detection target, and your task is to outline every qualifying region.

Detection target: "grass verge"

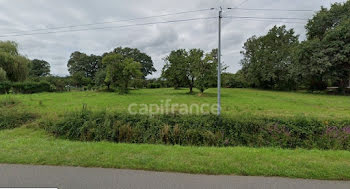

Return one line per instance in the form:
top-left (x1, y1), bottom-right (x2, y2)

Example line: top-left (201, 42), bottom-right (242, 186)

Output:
top-left (1, 127), bottom-right (350, 180)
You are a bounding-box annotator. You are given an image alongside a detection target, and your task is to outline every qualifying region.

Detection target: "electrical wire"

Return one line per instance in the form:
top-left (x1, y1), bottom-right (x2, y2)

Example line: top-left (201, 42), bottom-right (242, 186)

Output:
top-left (1, 8), bottom-right (213, 35)
top-left (223, 16), bottom-right (308, 21)
top-left (223, 17), bottom-right (306, 24)
top-left (0, 17), bottom-right (217, 38)
top-left (227, 8), bottom-right (314, 12)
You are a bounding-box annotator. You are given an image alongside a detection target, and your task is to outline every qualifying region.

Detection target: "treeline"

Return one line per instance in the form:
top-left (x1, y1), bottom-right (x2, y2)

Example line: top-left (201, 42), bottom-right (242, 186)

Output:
top-left (239, 2), bottom-right (350, 93)
top-left (1, 2), bottom-right (349, 95)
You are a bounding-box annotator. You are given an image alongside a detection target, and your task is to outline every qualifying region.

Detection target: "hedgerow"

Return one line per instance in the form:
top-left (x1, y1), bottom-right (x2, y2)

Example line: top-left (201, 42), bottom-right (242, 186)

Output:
top-left (42, 108), bottom-right (350, 150)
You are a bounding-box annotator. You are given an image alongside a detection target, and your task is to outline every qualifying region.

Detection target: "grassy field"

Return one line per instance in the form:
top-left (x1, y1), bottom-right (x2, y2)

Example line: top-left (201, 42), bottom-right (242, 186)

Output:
top-left (1, 88), bottom-right (350, 119)
top-left (1, 88), bottom-right (350, 180)
top-left (1, 127), bottom-right (350, 180)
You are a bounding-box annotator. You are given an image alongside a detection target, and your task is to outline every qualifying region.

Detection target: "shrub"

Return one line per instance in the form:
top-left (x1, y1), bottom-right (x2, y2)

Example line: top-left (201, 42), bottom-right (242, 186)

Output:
top-left (0, 81), bottom-right (11, 94)
top-left (43, 109), bottom-right (350, 150)
top-left (0, 108), bottom-right (37, 130)
top-left (12, 81), bottom-right (52, 94)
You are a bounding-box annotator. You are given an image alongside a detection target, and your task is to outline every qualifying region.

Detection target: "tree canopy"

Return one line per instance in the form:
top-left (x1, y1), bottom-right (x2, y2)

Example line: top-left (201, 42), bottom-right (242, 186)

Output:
top-left (240, 25), bottom-right (299, 90)
top-left (102, 53), bottom-right (142, 93)
top-left (0, 41), bottom-right (30, 82)
top-left (67, 51), bottom-right (102, 80)
top-left (111, 47), bottom-right (156, 78)
top-left (30, 59), bottom-right (51, 77)
top-left (162, 48), bottom-right (217, 93)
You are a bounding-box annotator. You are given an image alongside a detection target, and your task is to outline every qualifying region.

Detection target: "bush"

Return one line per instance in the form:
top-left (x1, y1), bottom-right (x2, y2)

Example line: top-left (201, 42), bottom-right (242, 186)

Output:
top-left (0, 108), bottom-right (37, 130)
top-left (43, 109), bottom-right (350, 150)
top-left (12, 81), bottom-right (52, 94)
top-left (147, 83), bottom-right (161, 89)
top-left (0, 81), bottom-right (11, 94)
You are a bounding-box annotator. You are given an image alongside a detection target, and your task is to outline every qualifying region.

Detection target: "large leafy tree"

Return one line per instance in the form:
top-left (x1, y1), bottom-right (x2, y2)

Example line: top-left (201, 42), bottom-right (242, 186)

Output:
top-left (67, 51), bottom-right (102, 79)
top-left (298, 1), bottom-right (350, 92)
top-left (293, 39), bottom-right (330, 91)
top-left (162, 49), bottom-right (218, 93)
top-left (240, 25), bottom-right (299, 90)
top-left (306, 1), bottom-right (350, 40)
top-left (0, 41), bottom-right (30, 82)
top-left (192, 49), bottom-right (217, 93)
top-left (112, 47), bottom-right (156, 78)
top-left (161, 49), bottom-right (188, 90)
top-left (30, 59), bottom-right (51, 77)
top-left (102, 53), bottom-right (142, 93)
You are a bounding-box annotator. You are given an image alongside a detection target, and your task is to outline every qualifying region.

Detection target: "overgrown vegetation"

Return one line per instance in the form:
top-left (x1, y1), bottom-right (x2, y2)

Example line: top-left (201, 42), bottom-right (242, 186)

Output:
top-left (240, 2), bottom-right (350, 93)
top-left (42, 108), bottom-right (350, 150)
top-left (0, 98), bottom-right (37, 130)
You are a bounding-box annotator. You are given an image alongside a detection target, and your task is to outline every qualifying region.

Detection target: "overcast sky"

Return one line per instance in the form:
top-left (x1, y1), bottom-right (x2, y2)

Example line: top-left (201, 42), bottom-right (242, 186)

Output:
top-left (0, 0), bottom-right (346, 78)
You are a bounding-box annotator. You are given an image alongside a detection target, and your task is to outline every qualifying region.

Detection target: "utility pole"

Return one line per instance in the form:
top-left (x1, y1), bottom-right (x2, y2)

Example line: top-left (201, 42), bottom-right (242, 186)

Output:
top-left (217, 7), bottom-right (222, 116)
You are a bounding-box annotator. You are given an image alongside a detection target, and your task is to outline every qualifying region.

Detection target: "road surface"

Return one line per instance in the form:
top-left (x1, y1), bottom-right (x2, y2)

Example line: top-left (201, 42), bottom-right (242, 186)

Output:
top-left (0, 164), bottom-right (349, 189)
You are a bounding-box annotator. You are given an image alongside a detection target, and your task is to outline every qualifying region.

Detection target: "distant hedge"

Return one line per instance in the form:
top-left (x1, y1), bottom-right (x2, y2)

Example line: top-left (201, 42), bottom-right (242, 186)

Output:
top-left (0, 81), bottom-right (53, 94)
top-left (43, 109), bottom-right (350, 150)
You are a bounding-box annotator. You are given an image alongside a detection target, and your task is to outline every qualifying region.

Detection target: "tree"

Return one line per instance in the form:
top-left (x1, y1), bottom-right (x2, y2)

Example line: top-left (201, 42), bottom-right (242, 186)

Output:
top-left (30, 59), bottom-right (50, 77)
top-left (306, 1), bottom-right (350, 40)
top-left (320, 19), bottom-right (350, 92)
top-left (192, 49), bottom-right (217, 93)
top-left (161, 49), bottom-right (188, 90)
top-left (72, 71), bottom-right (91, 88)
top-left (293, 39), bottom-right (330, 91)
top-left (0, 67), bottom-right (6, 81)
top-left (298, 1), bottom-right (350, 92)
top-left (102, 53), bottom-right (142, 94)
top-left (162, 49), bottom-right (218, 93)
top-left (94, 69), bottom-right (110, 90)
top-left (112, 47), bottom-right (156, 78)
top-left (67, 51), bottom-right (102, 79)
top-left (0, 41), bottom-right (30, 82)
top-left (240, 25), bottom-right (299, 90)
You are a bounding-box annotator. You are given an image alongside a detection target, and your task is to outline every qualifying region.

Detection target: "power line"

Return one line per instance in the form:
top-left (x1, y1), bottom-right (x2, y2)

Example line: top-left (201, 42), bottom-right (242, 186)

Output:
top-left (227, 8), bottom-right (315, 12)
top-left (223, 16), bottom-right (308, 21)
top-left (223, 17), bottom-right (306, 24)
top-left (1, 8), bottom-right (213, 35)
top-left (0, 17), bottom-right (217, 38)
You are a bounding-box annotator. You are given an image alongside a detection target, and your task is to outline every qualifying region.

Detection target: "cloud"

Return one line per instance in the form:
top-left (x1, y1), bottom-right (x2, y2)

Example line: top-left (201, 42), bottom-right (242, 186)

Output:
top-left (0, 0), bottom-right (346, 77)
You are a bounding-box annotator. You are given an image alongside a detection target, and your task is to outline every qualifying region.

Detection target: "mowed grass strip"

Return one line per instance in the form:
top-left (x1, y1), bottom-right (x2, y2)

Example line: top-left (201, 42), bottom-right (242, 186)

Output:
top-left (1, 127), bottom-right (350, 180)
top-left (1, 88), bottom-right (350, 120)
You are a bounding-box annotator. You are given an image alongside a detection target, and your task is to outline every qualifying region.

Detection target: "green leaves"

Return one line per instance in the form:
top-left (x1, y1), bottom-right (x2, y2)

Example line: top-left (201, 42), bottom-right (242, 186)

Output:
top-left (102, 53), bottom-right (142, 94)
top-left (162, 48), bottom-right (217, 93)
top-left (0, 41), bottom-right (30, 82)
top-left (241, 25), bottom-right (299, 90)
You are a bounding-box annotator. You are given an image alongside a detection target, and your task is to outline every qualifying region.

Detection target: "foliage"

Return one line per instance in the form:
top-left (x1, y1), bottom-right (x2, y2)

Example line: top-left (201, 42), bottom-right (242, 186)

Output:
top-left (0, 67), bottom-right (6, 81)
top-left (306, 1), bottom-right (350, 40)
top-left (67, 51), bottom-right (102, 80)
top-left (161, 49), bottom-right (188, 89)
top-left (111, 47), bottom-right (156, 78)
top-left (296, 1), bottom-right (350, 92)
top-left (0, 81), bottom-right (11, 94)
top-left (12, 81), bottom-right (52, 94)
top-left (102, 53), bottom-right (142, 93)
top-left (44, 108), bottom-right (350, 150)
top-left (30, 59), bottom-right (50, 77)
top-left (240, 25), bottom-right (299, 90)
top-left (162, 48), bottom-right (217, 93)
top-left (71, 71), bottom-right (92, 88)
top-left (0, 41), bottom-right (30, 82)
top-left (0, 105), bottom-right (36, 130)
top-left (222, 71), bottom-right (247, 88)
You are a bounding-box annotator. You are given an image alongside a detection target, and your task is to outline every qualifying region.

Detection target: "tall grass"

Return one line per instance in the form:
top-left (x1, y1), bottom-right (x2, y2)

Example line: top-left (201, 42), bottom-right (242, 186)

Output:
top-left (42, 108), bottom-right (350, 150)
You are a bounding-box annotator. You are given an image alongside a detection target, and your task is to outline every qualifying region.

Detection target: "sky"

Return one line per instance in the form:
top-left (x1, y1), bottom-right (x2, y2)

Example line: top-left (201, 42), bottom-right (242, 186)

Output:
top-left (0, 0), bottom-right (346, 78)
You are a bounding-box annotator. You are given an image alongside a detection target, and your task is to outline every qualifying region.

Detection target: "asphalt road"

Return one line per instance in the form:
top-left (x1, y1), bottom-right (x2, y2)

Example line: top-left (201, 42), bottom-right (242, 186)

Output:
top-left (0, 164), bottom-right (349, 189)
